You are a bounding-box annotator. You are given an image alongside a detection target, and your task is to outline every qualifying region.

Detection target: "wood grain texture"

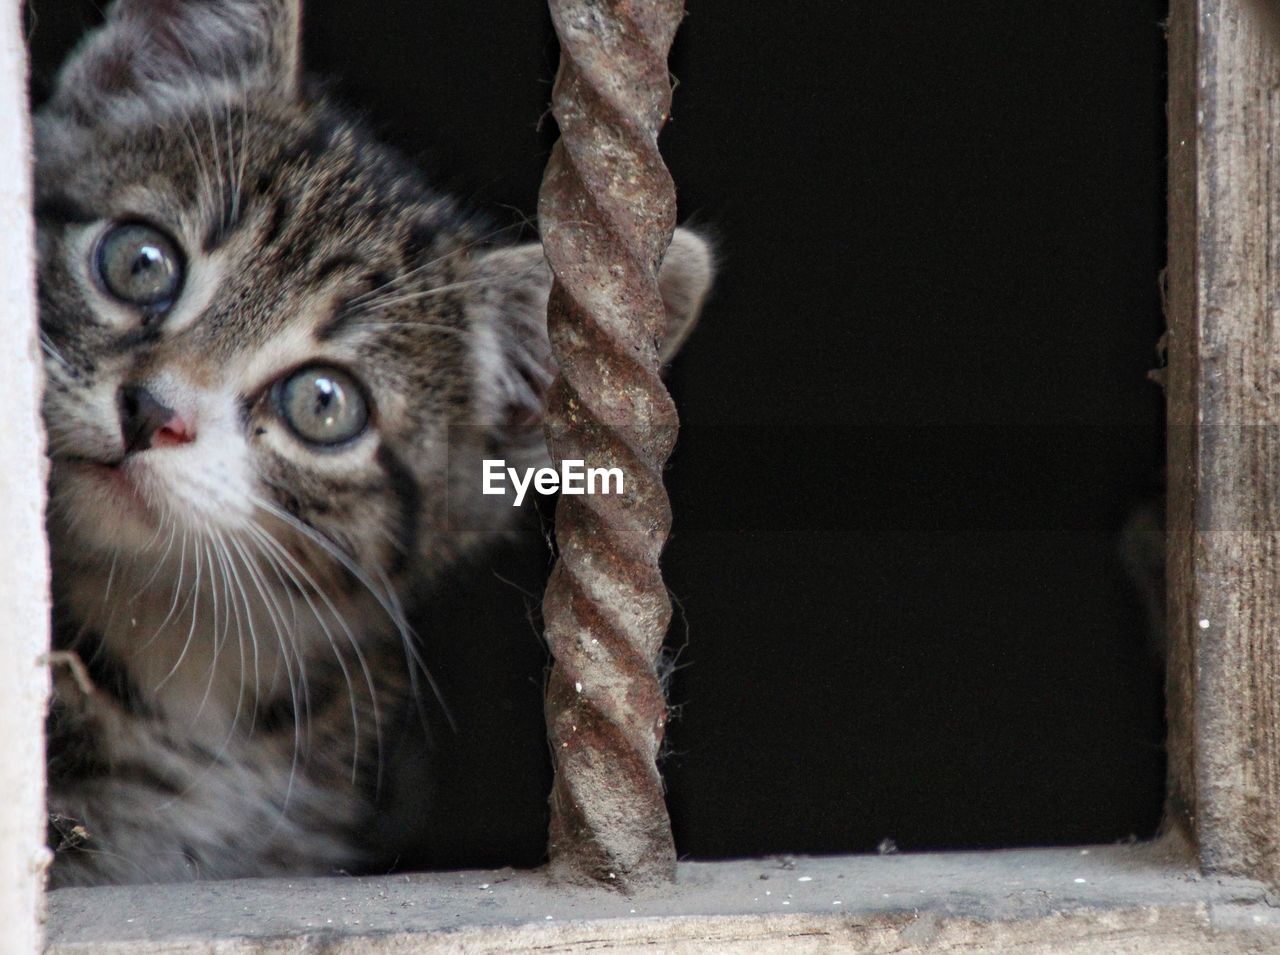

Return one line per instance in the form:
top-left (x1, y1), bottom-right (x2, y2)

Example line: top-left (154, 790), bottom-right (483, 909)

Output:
top-left (1167, 0), bottom-right (1280, 886)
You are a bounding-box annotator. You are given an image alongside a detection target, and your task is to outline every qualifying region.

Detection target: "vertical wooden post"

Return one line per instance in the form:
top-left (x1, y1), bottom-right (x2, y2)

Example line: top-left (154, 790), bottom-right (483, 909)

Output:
top-left (1167, 0), bottom-right (1280, 886)
top-left (0, 3), bottom-right (51, 952)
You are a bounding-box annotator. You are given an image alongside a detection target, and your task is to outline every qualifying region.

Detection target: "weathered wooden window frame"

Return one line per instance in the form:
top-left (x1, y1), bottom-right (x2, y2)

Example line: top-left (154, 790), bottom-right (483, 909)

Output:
top-left (7, 0), bottom-right (1280, 950)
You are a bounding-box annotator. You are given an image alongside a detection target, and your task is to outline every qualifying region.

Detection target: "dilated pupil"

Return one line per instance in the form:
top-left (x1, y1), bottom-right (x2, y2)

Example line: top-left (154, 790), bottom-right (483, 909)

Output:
top-left (278, 366), bottom-right (366, 445)
top-left (116, 241), bottom-right (172, 300)
top-left (312, 379), bottom-right (338, 426)
top-left (131, 246), bottom-right (162, 277)
top-left (98, 224), bottom-right (181, 307)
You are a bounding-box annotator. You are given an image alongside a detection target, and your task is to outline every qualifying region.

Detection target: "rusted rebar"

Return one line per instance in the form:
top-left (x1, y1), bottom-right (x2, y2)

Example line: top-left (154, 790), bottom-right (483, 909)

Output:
top-left (538, 0), bottom-right (686, 889)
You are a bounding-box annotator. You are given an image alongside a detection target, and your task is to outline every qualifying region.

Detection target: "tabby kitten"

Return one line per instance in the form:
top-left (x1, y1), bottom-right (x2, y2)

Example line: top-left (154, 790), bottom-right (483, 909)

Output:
top-left (37, 0), bottom-right (711, 886)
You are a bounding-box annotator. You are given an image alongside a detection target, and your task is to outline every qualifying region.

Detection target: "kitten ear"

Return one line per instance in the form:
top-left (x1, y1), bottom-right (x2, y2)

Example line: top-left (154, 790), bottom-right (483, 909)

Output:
top-left (472, 228), bottom-right (715, 468)
top-left (654, 228), bottom-right (716, 363)
top-left (47, 0), bottom-right (303, 122)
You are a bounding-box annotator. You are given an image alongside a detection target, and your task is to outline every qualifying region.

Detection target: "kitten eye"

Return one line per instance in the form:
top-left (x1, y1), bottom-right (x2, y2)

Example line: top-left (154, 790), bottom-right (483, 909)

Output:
top-left (274, 365), bottom-right (369, 446)
top-left (94, 222), bottom-right (184, 311)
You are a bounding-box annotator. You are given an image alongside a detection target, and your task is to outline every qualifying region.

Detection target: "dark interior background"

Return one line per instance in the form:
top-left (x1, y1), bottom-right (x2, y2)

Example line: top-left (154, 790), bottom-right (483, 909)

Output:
top-left (28, 0), bottom-right (1169, 865)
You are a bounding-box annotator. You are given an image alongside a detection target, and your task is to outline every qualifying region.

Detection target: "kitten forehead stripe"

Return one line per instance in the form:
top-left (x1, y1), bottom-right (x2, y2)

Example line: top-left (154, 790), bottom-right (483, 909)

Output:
top-left (377, 443), bottom-right (420, 577)
top-left (315, 270), bottom-right (388, 340)
top-left (260, 194), bottom-right (292, 249)
top-left (310, 253), bottom-right (367, 288)
top-left (35, 194), bottom-right (97, 225)
top-left (202, 184), bottom-right (248, 252)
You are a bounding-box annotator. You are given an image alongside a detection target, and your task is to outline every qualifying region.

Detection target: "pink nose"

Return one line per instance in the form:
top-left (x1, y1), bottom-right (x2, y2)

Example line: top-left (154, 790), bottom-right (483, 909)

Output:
top-left (151, 414), bottom-right (196, 448)
top-left (119, 385), bottom-right (196, 454)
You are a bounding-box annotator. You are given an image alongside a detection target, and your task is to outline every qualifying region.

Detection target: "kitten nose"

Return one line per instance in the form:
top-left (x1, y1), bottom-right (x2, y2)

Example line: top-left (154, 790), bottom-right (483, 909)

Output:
top-left (118, 385), bottom-right (194, 454)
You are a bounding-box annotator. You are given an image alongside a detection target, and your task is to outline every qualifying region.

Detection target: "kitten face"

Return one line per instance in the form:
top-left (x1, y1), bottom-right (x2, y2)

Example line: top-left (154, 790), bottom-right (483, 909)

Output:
top-left (36, 0), bottom-right (713, 629)
top-left (40, 99), bottom-right (477, 584)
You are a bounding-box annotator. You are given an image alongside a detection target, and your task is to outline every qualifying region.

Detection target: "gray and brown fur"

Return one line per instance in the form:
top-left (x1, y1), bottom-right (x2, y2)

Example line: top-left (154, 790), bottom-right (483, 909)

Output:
top-left (37, 0), bottom-right (713, 887)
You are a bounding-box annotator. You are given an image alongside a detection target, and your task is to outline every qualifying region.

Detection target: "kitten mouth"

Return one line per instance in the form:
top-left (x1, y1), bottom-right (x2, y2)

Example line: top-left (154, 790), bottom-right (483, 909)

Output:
top-left (61, 456), bottom-right (152, 516)
top-left (61, 453), bottom-right (126, 470)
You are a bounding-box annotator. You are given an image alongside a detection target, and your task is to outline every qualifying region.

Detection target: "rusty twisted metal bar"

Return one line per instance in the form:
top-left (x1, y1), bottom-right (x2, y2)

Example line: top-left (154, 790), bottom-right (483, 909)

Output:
top-left (538, 0), bottom-right (686, 889)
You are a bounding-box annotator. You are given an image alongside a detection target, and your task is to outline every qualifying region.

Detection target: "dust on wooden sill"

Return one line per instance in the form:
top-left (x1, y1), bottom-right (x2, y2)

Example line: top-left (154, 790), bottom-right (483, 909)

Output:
top-left (44, 834), bottom-right (1280, 953)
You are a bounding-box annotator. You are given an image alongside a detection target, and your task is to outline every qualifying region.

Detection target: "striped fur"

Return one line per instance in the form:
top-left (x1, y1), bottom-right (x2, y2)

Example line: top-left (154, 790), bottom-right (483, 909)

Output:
top-left (36, 0), bottom-right (713, 886)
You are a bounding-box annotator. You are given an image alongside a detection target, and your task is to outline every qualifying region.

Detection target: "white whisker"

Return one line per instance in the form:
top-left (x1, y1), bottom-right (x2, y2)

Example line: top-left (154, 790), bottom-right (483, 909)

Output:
top-left (242, 521), bottom-right (375, 783)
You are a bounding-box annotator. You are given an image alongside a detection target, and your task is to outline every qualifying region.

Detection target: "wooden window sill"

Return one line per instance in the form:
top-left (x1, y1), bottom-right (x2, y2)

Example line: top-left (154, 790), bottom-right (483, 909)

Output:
top-left (45, 836), bottom-right (1280, 953)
